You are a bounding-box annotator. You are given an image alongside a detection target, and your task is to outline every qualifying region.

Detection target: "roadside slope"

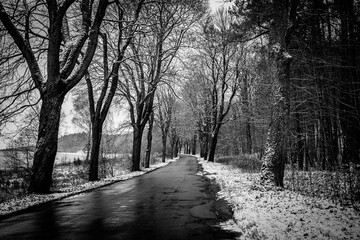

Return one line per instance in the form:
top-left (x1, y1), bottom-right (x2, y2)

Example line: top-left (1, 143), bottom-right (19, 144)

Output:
top-left (198, 157), bottom-right (360, 240)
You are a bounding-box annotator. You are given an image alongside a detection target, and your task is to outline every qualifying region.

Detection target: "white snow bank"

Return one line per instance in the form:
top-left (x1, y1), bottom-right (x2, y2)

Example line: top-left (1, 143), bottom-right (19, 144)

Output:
top-left (197, 157), bottom-right (360, 240)
top-left (0, 158), bottom-right (177, 216)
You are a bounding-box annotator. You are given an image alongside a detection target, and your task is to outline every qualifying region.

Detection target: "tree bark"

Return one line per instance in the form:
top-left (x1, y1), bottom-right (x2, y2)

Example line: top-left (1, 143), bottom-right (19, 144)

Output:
top-left (260, 45), bottom-right (291, 187)
top-left (203, 134), bottom-right (209, 160)
top-left (85, 129), bottom-right (91, 163)
top-left (89, 121), bottom-right (102, 181)
top-left (259, 0), bottom-right (295, 188)
top-left (242, 73), bottom-right (252, 154)
top-left (145, 112), bottom-right (154, 168)
top-left (185, 141), bottom-right (190, 154)
top-left (208, 129), bottom-right (219, 162)
top-left (28, 93), bottom-right (65, 193)
top-left (1, 0), bottom-right (109, 193)
top-left (161, 134), bottom-right (167, 162)
top-left (174, 138), bottom-right (180, 158)
top-left (295, 112), bottom-right (304, 170)
top-left (170, 143), bottom-right (175, 159)
top-left (199, 133), bottom-right (204, 158)
top-left (191, 134), bottom-right (197, 155)
top-left (245, 121), bottom-right (252, 154)
top-left (132, 127), bottom-right (143, 171)
top-left (88, 0), bottom-right (145, 179)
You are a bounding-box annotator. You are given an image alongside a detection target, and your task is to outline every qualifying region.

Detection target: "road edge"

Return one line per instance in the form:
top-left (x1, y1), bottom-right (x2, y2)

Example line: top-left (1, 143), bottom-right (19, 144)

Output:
top-left (0, 159), bottom-right (177, 220)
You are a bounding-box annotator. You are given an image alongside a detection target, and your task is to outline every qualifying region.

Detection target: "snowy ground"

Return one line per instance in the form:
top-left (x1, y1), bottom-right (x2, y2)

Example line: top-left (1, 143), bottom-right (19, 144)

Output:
top-left (0, 158), bottom-right (177, 216)
top-left (197, 157), bottom-right (360, 240)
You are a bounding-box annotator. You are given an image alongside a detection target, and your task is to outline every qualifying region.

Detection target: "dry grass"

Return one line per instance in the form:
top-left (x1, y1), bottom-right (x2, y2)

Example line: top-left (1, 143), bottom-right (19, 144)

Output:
top-left (215, 155), bottom-right (360, 209)
top-left (215, 154), bottom-right (262, 173)
top-left (284, 166), bottom-right (360, 210)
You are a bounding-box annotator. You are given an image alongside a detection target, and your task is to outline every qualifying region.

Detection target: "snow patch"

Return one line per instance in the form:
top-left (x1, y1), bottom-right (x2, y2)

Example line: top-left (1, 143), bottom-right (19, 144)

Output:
top-left (197, 157), bottom-right (360, 240)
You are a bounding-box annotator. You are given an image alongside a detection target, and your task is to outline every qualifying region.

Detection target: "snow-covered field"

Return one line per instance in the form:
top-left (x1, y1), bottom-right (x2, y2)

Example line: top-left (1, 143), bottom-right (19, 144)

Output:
top-left (0, 158), bottom-right (177, 216)
top-left (197, 157), bottom-right (360, 240)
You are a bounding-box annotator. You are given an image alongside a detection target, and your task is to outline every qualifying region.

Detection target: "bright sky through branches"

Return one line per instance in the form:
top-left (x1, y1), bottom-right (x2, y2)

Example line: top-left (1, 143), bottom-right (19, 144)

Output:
top-left (209, 0), bottom-right (231, 12)
top-left (0, 0), bottom-right (231, 150)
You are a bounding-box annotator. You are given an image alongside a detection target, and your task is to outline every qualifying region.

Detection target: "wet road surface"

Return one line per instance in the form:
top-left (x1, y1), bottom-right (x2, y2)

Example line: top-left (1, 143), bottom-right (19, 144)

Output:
top-left (0, 155), bottom-right (239, 240)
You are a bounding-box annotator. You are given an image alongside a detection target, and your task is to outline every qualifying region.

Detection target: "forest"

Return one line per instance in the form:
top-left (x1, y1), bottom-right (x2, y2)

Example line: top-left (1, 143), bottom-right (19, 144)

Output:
top-left (0, 0), bottom-right (359, 213)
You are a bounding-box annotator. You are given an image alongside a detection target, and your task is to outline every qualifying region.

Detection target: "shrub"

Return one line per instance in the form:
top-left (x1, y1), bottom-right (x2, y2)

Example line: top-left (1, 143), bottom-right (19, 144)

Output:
top-left (73, 158), bottom-right (82, 166)
top-left (216, 154), bottom-right (262, 172)
top-left (0, 168), bottom-right (30, 203)
top-left (284, 165), bottom-right (360, 209)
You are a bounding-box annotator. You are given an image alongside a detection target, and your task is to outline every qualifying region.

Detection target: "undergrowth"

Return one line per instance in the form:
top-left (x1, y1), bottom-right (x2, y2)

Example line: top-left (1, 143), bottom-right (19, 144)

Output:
top-left (215, 154), bottom-right (360, 209)
top-left (215, 154), bottom-right (262, 173)
top-left (284, 165), bottom-right (360, 209)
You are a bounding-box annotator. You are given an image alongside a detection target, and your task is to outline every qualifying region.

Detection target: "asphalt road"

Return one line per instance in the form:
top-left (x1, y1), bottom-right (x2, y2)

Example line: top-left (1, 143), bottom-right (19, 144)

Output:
top-left (0, 155), bottom-right (239, 240)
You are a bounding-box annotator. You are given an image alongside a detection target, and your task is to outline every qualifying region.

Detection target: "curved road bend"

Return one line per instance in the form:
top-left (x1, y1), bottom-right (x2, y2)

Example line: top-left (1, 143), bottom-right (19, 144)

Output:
top-left (0, 155), bottom-right (239, 240)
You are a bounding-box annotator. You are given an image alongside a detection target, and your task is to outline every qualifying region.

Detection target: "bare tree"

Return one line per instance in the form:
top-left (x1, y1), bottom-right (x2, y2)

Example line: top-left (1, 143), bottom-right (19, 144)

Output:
top-left (144, 111), bottom-right (154, 168)
top-left (84, 0), bottom-right (145, 181)
top-left (119, 0), bottom-right (206, 171)
top-left (0, 0), bottom-right (109, 193)
top-left (0, 2), bottom-right (40, 130)
top-left (257, 0), bottom-right (298, 187)
top-left (168, 113), bottom-right (181, 158)
top-left (155, 86), bottom-right (176, 162)
top-left (183, 8), bottom-right (242, 162)
top-left (71, 94), bottom-right (92, 162)
top-left (230, 0), bottom-right (299, 187)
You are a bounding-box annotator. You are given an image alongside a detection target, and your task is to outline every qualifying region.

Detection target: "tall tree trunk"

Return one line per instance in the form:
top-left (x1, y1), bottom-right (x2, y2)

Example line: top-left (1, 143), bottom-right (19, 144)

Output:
top-left (28, 93), bottom-right (65, 193)
top-left (161, 134), bottom-right (167, 162)
top-left (191, 134), bottom-right (197, 155)
top-left (260, 55), bottom-right (291, 186)
top-left (179, 140), bottom-right (182, 155)
top-left (330, 106), bottom-right (339, 168)
top-left (208, 129), bottom-right (219, 162)
top-left (199, 132), bottom-right (205, 158)
top-left (245, 121), bottom-right (252, 154)
top-left (89, 122), bottom-right (102, 181)
top-left (203, 134), bottom-right (209, 160)
top-left (338, 0), bottom-right (360, 165)
top-left (145, 112), bottom-right (154, 168)
top-left (132, 127), bottom-right (143, 171)
top-left (260, 117), bottom-right (287, 187)
top-left (86, 1), bottom-right (145, 180)
top-left (295, 112), bottom-right (304, 170)
top-left (170, 143), bottom-right (175, 159)
top-left (160, 120), bottom-right (168, 162)
top-left (85, 129), bottom-right (91, 163)
top-left (242, 73), bottom-right (252, 154)
top-left (174, 138), bottom-right (179, 158)
top-left (259, 0), bottom-right (295, 188)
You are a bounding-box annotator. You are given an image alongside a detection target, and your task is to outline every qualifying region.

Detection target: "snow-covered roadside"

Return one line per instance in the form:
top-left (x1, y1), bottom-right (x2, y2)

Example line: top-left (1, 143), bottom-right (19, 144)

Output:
top-left (197, 157), bottom-right (360, 240)
top-left (0, 158), bottom-right (177, 217)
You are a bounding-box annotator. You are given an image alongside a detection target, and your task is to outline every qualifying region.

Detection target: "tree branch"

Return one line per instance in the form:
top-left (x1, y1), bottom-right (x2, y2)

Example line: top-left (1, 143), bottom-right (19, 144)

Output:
top-left (0, 3), bottom-right (44, 92)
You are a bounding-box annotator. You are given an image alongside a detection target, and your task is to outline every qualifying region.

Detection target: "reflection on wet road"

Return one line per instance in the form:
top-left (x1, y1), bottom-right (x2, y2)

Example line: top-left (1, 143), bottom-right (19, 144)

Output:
top-left (0, 155), bottom-right (238, 239)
